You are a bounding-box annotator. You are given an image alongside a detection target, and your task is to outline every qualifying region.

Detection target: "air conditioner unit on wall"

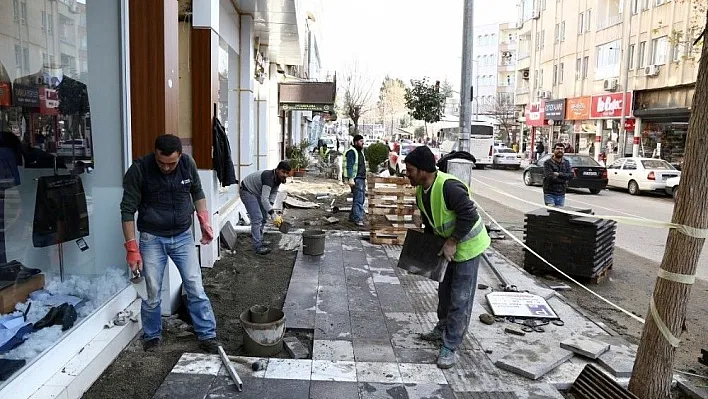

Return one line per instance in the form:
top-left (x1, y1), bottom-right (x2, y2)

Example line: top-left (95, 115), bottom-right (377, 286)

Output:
top-left (522, 70), bottom-right (530, 79)
top-left (644, 65), bottom-right (660, 77)
top-left (603, 79), bottom-right (619, 92)
top-left (536, 90), bottom-right (551, 99)
top-left (531, 10), bottom-right (540, 19)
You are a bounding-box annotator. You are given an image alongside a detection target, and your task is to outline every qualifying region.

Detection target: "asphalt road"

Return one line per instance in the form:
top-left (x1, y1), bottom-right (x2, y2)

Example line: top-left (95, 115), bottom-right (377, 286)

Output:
top-left (469, 168), bottom-right (708, 282)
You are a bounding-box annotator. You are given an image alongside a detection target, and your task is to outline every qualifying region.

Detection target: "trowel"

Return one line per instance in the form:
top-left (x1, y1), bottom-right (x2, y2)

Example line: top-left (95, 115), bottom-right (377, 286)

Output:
top-left (130, 270), bottom-right (148, 300)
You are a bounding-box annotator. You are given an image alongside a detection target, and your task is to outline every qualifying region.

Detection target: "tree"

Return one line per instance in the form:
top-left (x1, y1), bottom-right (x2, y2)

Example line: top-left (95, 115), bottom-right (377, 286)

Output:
top-left (440, 79), bottom-right (454, 103)
top-left (377, 76), bottom-right (407, 136)
top-left (404, 78), bottom-right (446, 139)
top-left (628, 9), bottom-right (708, 398)
top-left (338, 61), bottom-right (376, 135)
top-left (484, 94), bottom-right (517, 143)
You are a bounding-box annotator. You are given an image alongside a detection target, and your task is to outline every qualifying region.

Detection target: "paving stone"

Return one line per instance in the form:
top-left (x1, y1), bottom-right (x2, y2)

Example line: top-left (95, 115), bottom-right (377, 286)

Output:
top-left (313, 340), bottom-right (355, 361)
top-left (597, 345), bottom-right (637, 378)
top-left (353, 338), bottom-right (397, 362)
top-left (171, 353), bottom-right (222, 375)
top-left (264, 359), bottom-right (313, 380)
top-left (309, 380), bottom-right (360, 399)
top-left (251, 378), bottom-right (311, 398)
top-left (219, 221), bottom-right (238, 250)
top-left (384, 312), bottom-right (437, 350)
top-left (311, 360), bottom-right (357, 382)
top-left (404, 383), bottom-right (456, 399)
top-left (356, 362), bottom-right (403, 383)
top-left (560, 336), bottom-right (610, 359)
top-left (316, 285), bottom-right (349, 314)
top-left (283, 281), bottom-right (318, 329)
top-left (398, 363), bottom-right (448, 385)
top-left (290, 259), bottom-right (320, 284)
top-left (358, 382), bottom-right (408, 399)
top-left (348, 287), bottom-right (380, 312)
top-left (153, 373), bottom-right (216, 399)
top-left (315, 311), bottom-right (352, 341)
top-left (494, 343), bottom-right (574, 380)
top-left (207, 375), bottom-right (263, 398)
top-left (350, 310), bottom-right (390, 339)
top-left (216, 357), bottom-right (269, 379)
top-left (318, 271), bottom-right (347, 286)
top-left (284, 336), bottom-right (310, 359)
top-left (376, 283), bottom-right (415, 312)
top-left (393, 348), bottom-right (438, 364)
top-left (453, 392), bottom-right (518, 398)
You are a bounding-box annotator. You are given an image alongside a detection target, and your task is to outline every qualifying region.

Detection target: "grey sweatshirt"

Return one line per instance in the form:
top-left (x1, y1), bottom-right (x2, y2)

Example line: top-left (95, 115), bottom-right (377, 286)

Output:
top-left (240, 169), bottom-right (281, 214)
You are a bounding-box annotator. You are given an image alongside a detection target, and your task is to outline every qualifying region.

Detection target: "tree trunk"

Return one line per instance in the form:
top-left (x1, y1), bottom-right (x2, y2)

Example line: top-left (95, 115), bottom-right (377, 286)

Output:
top-left (628, 14), bottom-right (708, 398)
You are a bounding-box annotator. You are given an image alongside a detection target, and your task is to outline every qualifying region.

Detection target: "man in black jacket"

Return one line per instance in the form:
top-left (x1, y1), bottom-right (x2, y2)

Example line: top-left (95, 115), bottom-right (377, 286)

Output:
top-left (543, 142), bottom-right (573, 206)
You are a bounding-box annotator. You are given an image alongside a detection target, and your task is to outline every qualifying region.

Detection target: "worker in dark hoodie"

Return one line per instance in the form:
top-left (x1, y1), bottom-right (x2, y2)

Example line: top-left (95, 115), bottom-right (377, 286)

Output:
top-left (404, 145), bottom-right (491, 369)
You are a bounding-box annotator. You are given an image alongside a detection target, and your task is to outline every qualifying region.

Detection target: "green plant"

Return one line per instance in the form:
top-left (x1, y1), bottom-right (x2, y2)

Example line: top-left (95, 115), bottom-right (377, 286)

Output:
top-left (364, 142), bottom-right (390, 173)
top-left (288, 139), bottom-right (311, 170)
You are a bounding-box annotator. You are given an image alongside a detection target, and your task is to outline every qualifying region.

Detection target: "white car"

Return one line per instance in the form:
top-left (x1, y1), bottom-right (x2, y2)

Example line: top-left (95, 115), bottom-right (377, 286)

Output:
top-left (606, 157), bottom-right (681, 195)
top-left (491, 148), bottom-right (521, 170)
top-left (665, 176), bottom-right (680, 201)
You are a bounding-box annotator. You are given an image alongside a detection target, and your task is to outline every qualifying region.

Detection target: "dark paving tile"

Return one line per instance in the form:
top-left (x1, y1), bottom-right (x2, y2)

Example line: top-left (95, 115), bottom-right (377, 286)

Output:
top-left (284, 280), bottom-right (318, 329)
top-left (359, 382), bottom-right (410, 399)
top-left (343, 252), bottom-right (368, 268)
top-left (153, 373), bottom-right (216, 399)
top-left (319, 271), bottom-right (347, 286)
top-left (453, 392), bottom-right (518, 399)
top-left (353, 338), bottom-right (397, 362)
top-left (376, 283), bottom-right (415, 312)
top-left (393, 348), bottom-right (438, 364)
top-left (350, 310), bottom-right (390, 339)
top-left (317, 285), bottom-right (349, 314)
top-left (254, 378), bottom-right (311, 399)
top-left (404, 383), bottom-right (456, 399)
top-left (309, 380), bottom-right (360, 399)
top-left (315, 311), bottom-right (352, 341)
top-left (206, 375), bottom-right (264, 398)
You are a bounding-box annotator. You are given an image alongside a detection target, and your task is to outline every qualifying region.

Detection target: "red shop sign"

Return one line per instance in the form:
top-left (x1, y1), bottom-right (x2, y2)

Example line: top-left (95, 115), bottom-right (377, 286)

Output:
top-left (624, 118), bottom-right (635, 131)
top-left (525, 103), bottom-right (545, 127)
top-left (591, 92), bottom-right (632, 118)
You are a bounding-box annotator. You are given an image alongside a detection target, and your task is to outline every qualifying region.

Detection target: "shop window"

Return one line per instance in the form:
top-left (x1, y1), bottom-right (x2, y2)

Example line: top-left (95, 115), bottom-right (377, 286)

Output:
top-left (0, 0), bottom-right (128, 385)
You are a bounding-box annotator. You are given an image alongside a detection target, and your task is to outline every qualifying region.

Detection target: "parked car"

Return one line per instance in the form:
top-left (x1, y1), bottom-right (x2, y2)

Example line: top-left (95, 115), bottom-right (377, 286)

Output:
top-left (606, 157), bottom-right (681, 195)
top-left (665, 176), bottom-right (680, 201)
top-left (492, 147), bottom-right (521, 170)
top-left (523, 154), bottom-right (608, 194)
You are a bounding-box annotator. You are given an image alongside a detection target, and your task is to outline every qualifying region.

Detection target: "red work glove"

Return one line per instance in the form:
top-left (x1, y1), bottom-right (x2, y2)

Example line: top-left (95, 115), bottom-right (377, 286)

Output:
top-left (124, 239), bottom-right (143, 272)
top-left (197, 210), bottom-right (214, 245)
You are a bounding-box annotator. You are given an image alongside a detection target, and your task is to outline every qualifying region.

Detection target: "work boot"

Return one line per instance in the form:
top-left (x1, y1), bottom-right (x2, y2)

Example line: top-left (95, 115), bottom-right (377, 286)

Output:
top-left (143, 338), bottom-right (161, 352)
top-left (199, 338), bottom-right (222, 354)
top-left (419, 327), bottom-right (444, 342)
top-left (437, 346), bottom-right (456, 369)
top-left (255, 247), bottom-right (271, 255)
top-left (355, 221), bottom-right (364, 227)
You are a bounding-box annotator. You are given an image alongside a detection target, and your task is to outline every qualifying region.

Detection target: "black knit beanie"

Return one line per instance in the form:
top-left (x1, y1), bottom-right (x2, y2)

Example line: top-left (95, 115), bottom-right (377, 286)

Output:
top-left (352, 134), bottom-right (364, 143)
top-left (404, 146), bottom-right (437, 172)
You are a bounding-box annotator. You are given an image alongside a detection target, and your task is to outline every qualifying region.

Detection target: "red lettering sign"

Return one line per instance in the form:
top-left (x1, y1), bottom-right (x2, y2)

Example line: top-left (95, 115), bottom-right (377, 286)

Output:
top-left (525, 103), bottom-right (545, 126)
top-left (590, 92), bottom-right (632, 119)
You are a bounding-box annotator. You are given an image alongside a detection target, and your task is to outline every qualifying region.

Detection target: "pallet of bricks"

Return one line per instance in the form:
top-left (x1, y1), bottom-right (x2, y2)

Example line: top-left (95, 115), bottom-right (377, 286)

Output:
top-left (367, 175), bottom-right (420, 245)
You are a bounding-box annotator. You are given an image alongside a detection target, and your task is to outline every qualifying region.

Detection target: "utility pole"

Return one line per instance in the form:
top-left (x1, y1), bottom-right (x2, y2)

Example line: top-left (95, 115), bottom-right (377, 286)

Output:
top-left (618, 0), bottom-right (632, 157)
top-left (459, 0), bottom-right (474, 152)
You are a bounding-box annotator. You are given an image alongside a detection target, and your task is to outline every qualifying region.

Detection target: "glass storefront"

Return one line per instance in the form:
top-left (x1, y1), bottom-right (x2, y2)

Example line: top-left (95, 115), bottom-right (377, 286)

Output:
top-left (0, 0), bottom-right (127, 384)
top-left (217, 37), bottom-right (239, 208)
top-left (640, 121), bottom-right (689, 165)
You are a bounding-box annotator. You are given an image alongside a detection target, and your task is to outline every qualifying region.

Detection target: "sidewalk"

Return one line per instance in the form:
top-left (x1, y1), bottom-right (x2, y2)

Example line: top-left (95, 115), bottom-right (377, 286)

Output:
top-left (152, 231), bottom-right (637, 398)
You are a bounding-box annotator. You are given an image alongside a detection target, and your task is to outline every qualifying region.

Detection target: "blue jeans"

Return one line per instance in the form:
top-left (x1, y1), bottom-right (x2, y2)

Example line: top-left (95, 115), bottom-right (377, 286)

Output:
top-left (240, 188), bottom-right (267, 249)
top-left (140, 229), bottom-right (216, 341)
top-left (434, 255), bottom-right (480, 351)
top-left (543, 193), bottom-right (565, 207)
top-left (350, 177), bottom-right (366, 222)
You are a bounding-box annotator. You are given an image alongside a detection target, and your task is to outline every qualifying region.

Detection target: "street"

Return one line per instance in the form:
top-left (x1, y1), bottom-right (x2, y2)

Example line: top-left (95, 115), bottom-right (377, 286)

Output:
top-left (470, 168), bottom-right (708, 282)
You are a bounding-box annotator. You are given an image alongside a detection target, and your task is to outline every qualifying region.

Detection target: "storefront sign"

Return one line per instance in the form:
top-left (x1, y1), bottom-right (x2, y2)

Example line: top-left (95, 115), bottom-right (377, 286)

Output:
top-left (565, 97), bottom-right (591, 120)
top-left (0, 82), bottom-right (11, 106)
top-left (281, 103), bottom-right (333, 112)
top-left (525, 103), bottom-right (545, 126)
top-left (39, 87), bottom-right (59, 115)
top-left (544, 99), bottom-right (566, 120)
top-left (591, 92), bottom-right (632, 119)
top-left (13, 84), bottom-right (40, 108)
top-left (573, 122), bottom-right (596, 134)
top-left (624, 118), bottom-right (635, 131)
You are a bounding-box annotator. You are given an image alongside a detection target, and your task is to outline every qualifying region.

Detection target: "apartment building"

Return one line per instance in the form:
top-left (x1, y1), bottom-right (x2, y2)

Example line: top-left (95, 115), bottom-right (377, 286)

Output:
top-left (515, 0), bottom-right (703, 163)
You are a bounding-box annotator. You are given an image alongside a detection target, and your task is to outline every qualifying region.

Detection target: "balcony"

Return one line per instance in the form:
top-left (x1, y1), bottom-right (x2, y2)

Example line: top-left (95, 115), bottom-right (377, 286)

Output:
top-left (515, 91), bottom-right (530, 106)
top-left (497, 85), bottom-right (515, 93)
top-left (597, 14), bottom-right (622, 31)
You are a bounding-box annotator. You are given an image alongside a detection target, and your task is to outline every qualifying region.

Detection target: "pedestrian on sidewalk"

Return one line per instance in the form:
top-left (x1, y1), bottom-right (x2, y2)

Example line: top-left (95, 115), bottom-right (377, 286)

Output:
top-left (120, 134), bottom-right (220, 354)
top-left (543, 142), bottom-right (573, 207)
top-left (535, 141), bottom-right (545, 161)
top-left (404, 146), bottom-right (491, 369)
top-left (343, 134), bottom-right (367, 226)
top-left (239, 161), bottom-right (291, 255)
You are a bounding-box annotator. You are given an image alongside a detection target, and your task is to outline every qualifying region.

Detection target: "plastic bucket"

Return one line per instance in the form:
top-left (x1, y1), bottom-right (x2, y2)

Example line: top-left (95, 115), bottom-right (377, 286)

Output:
top-left (249, 305), bottom-right (269, 324)
top-left (239, 308), bottom-right (286, 357)
top-left (302, 229), bottom-right (325, 256)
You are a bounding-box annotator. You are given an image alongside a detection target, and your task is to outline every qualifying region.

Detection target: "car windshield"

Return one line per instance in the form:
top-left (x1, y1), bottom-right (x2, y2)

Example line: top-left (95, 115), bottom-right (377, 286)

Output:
top-left (401, 145), bottom-right (421, 156)
top-left (641, 159), bottom-right (675, 170)
top-left (497, 148), bottom-right (516, 154)
top-left (565, 155), bottom-right (601, 167)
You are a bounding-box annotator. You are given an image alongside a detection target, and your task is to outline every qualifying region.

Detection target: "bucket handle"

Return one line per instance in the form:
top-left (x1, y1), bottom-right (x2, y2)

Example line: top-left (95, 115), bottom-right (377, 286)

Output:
top-left (243, 322), bottom-right (286, 344)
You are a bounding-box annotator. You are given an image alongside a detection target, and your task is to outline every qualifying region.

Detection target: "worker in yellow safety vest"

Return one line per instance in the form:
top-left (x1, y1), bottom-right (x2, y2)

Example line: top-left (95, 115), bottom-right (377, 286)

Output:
top-left (341, 134), bottom-right (367, 226)
top-left (403, 145), bottom-right (491, 369)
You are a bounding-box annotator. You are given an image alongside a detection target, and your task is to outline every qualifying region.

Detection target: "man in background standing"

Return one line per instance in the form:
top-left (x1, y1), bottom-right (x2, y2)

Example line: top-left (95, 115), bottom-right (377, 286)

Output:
top-left (343, 134), bottom-right (367, 226)
top-left (543, 142), bottom-right (573, 206)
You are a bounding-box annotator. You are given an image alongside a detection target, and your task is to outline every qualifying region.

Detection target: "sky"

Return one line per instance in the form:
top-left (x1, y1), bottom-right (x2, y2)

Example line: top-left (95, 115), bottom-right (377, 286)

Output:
top-left (318, 0), bottom-right (518, 89)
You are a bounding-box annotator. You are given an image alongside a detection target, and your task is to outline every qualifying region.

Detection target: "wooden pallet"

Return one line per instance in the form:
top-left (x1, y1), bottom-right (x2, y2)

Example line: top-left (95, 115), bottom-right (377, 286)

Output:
top-left (367, 175), bottom-right (420, 245)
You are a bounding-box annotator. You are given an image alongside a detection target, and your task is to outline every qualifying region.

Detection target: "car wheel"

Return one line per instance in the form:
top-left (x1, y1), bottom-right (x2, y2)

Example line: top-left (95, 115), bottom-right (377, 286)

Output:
top-left (475, 164), bottom-right (485, 170)
top-left (523, 171), bottom-right (533, 186)
top-left (589, 188), bottom-right (601, 194)
top-left (673, 186), bottom-right (679, 201)
top-left (492, 163), bottom-right (498, 169)
top-left (628, 180), bottom-right (641, 196)
top-left (514, 165), bottom-right (521, 171)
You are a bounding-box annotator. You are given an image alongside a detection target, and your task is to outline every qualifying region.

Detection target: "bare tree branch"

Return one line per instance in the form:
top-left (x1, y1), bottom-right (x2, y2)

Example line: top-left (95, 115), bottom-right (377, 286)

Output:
top-left (337, 60), bottom-right (376, 134)
top-left (483, 94), bottom-right (518, 142)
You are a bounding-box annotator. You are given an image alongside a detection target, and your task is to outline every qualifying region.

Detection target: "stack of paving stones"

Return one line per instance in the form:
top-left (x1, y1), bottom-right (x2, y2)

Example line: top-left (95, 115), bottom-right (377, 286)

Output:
top-left (699, 349), bottom-right (708, 367)
top-left (523, 207), bottom-right (617, 281)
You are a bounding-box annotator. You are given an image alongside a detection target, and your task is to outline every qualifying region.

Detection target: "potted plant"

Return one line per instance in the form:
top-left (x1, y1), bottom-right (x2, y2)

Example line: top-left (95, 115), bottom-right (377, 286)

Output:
top-left (288, 139), bottom-right (311, 177)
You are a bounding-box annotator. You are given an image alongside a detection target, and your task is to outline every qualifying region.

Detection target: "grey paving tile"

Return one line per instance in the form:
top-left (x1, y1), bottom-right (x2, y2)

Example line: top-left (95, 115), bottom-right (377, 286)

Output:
top-left (393, 348), bottom-right (439, 364)
top-left (316, 284), bottom-right (349, 314)
top-left (597, 345), bottom-right (636, 378)
top-left (376, 283), bottom-right (415, 312)
top-left (494, 343), bottom-right (574, 380)
top-left (384, 312), bottom-right (435, 350)
top-left (153, 373), bottom-right (216, 399)
top-left (315, 310), bottom-right (352, 341)
top-left (206, 375), bottom-right (264, 398)
top-left (348, 287), bottom-right (381, 313)
top-left (353, 338), bottom-right (397, 362)
top-left (309, 380), bottom-right (360, 399)
top-left (359, 382), bottom-right (409, 399)
top-left (350, 310), bottom-right (390, 339)
top-left (257, 378), bottom-right (311, 398)
top-left (284, 281), bottom-right (318, 329)
top-left (404, 383), bottom-right (456, 399)
top-left (441, 350), bottom-right (504, 392)
top-left (313, 340), bottom-right (355, 361)
top-left (560, 336), bottom-right (610, 359)
top-left (290, 263), bottom-right (320, 284)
